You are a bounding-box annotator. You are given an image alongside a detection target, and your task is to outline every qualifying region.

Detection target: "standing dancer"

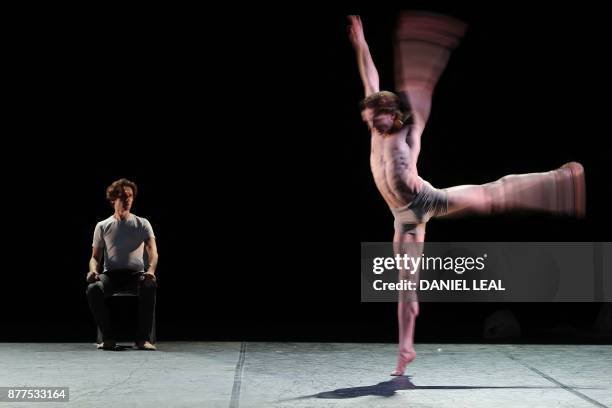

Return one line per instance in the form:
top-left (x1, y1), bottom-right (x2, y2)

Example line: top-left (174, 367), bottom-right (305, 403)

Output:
top-left (348, 13), bottom-right (585, 375)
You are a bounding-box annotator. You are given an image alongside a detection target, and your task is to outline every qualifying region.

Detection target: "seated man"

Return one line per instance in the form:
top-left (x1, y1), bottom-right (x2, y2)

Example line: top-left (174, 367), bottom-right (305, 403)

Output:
top-left (85, 178), bottom-right (159, 350)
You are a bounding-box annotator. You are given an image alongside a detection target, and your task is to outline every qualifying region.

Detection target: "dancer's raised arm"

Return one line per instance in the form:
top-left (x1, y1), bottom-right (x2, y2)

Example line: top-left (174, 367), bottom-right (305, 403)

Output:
top-left (348, 15), bottom-right (380, 97)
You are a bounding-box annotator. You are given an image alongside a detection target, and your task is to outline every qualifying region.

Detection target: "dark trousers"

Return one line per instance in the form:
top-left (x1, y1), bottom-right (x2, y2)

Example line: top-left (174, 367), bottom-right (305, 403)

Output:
top-left (86, 270), bottom-right (156, 342)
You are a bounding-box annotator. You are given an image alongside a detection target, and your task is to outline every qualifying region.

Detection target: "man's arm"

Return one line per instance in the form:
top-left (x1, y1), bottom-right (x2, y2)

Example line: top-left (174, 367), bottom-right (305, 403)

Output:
top-left (394, 11), bottom-right (467, 131)
top-left (348, 15), bottom-right (379, 97)
top-left (145, 238), bottom-right (158, 275)
top-left (86, 247), bottom-right (103, 283)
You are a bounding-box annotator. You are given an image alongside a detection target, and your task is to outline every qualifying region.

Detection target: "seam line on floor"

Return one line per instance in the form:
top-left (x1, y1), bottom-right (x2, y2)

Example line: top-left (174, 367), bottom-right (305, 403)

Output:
top-left (506, 353), bottom-right (609, 408)
top-left (229, 341), bottom-right (247, 408)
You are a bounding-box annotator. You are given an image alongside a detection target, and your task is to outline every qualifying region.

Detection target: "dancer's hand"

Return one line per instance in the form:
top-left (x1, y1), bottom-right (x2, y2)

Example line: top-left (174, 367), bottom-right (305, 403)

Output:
top-left (347, 15), bottom-right (366, 49)
top-left (86, 271), bottom-right (100, 283)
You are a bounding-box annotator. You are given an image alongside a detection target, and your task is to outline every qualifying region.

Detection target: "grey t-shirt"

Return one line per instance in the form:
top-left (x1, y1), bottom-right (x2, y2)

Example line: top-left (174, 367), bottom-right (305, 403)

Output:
top-left (92, 214), bottom-right (155, 272)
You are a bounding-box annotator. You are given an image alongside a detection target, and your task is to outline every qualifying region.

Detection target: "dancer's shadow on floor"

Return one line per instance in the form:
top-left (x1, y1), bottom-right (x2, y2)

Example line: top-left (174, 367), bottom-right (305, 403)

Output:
top-left (284, 376), bottom-right (561, 401)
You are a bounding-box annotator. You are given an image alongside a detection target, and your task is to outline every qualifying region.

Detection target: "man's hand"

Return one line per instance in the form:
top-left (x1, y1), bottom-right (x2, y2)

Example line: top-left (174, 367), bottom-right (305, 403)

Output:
top-left (140, 271), bottom-right (157, 288)
top-left (347, 15), bottom-right (367, 49)
top-left (86, 271), bottom-right (100, 283)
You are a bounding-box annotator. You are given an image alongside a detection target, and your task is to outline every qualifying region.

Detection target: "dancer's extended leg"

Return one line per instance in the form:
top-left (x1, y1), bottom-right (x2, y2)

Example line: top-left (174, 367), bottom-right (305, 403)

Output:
top-left (441, 162), bottom-right (585, 219)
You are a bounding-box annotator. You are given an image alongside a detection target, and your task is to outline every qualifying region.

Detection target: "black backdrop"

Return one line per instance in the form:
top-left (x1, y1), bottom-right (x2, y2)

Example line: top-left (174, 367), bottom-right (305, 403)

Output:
top-left (3, 4), bottom-right (608, 343)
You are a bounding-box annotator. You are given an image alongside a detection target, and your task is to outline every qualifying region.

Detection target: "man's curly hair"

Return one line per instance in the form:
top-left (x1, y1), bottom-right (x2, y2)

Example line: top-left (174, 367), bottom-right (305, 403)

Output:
top-left (106, 178), bottom-right (138, 203)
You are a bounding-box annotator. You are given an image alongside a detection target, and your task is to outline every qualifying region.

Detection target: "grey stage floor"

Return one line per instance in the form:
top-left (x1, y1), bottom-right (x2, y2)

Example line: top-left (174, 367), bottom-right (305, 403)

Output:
top-left (1, 342), bottom-right (611, 407)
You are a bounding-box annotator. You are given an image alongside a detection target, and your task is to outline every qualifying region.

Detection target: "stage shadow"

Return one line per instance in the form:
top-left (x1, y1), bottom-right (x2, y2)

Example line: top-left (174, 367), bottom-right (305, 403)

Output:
top-left (284, 376), bottom-right (564, 401)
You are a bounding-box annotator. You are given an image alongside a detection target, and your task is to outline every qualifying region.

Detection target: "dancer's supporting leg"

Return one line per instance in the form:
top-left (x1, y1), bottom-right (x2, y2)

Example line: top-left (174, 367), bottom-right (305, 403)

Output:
top-left (392, 223), bottom-right (426, 376)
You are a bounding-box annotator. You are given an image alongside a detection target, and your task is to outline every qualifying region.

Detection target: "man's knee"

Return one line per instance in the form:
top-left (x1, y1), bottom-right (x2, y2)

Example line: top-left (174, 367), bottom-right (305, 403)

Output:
top-left (86, 281), bottom-right (104, 297)
top-left (139, 281), bottom-right (157, 292)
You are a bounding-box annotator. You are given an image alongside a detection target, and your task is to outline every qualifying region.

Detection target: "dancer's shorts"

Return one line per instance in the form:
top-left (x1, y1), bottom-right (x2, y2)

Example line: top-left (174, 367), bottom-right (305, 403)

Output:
top-left (392, 179), bottom-right (448, 234)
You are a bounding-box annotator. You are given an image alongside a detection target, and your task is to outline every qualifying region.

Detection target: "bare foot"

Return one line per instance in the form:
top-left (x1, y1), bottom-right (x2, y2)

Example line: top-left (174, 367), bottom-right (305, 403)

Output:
top-left (390, 350), bottom-right (416, 376)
